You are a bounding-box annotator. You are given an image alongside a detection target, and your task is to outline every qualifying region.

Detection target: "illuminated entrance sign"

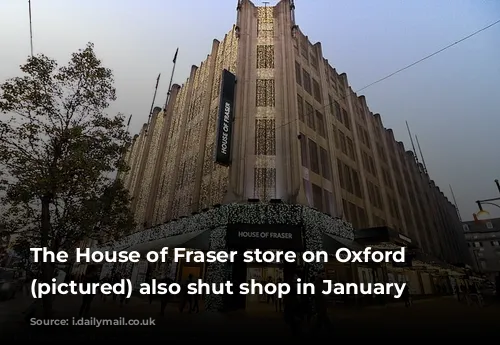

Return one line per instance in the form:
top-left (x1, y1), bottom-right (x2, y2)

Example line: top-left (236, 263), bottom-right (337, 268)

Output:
top-left (227, 224), bottom-right (303, 251)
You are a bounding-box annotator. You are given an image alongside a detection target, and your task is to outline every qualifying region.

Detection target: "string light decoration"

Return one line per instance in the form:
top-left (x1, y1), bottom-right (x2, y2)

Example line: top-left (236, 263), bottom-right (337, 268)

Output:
top-left (204, 225), bottom-right (227, 312)
top-left (95, 203), bottom-right (353, 311)
top-left (135, 113), bottom-right (165, 227)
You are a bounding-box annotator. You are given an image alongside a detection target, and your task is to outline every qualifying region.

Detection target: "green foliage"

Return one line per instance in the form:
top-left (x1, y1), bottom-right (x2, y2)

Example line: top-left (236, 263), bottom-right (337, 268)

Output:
top-left (0, 43), bottom-right (135, 252)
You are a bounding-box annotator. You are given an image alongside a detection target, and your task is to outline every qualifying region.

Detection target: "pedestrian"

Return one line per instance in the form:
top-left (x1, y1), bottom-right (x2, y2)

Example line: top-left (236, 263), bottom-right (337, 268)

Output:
top-left (160, 277), bottom-right (173, 316)
top-left (283, 273), bottom-right (301, 336)
top-left (179, 274), bottom-right (193, 313)
top-left (496, 273), bottom-right (500, 300)
top-left (313, 273), bottom-right (331, 330)
top-left (402, 284), bottom-right (411, 307)
top-left (79, 266), bottom-right (99, 317)
top-left (191, 279), bottom-right (200, 313)
top-left (266, 276), bottom-right (274, 304)
top-left (275, 277), bottom-right (283, 312)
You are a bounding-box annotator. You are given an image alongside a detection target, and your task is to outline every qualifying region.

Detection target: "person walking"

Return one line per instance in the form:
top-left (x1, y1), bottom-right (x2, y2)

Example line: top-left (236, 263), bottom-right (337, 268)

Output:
top-left (79, 266), bottom-right (99, 317)
top-left (179, 274), bottom-right (193, 313)
top-left (402, 284), bottom-right (411, 308)
top-left (275, 277), bottom-right (283, 312)
top-left (160, 276), bottom-right (173, 316)
top-left (284, 273), bottom-right (301, 336)
top-left (313, 273), bottom-right (331, 330)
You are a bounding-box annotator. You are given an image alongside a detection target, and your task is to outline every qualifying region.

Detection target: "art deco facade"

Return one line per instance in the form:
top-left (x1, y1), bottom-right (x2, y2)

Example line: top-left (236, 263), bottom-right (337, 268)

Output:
top-left (121, 0), bottom-right (469, 266)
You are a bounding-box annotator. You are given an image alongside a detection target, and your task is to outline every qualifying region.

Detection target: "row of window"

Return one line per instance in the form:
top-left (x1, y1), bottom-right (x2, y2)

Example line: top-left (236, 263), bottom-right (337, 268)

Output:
top-left (295, 62), bottom-right (322, 103)
top-left (337, 159), bottom-right (362, 198)
top-left (386, 192), bottom-right (401, 221)
top-left (297, 94), bottom-right (325, 137)
top-left (463, 222), bottom-right (495, 231)
top-left (358, 125), bottom-right (371, 150)
top-left (366, 179), bottom-right (383, 210)
top-left (342, 198), bottom-right (367, 229)
top-left (381, 168), bottom-right (393, 190)
top-left (304, 179), bottom-right (333, 215)
top-left (361, 150), bottom-right (377, 178)
top-left (334, 127), bottom-right (356, 161)
top-left (469, 241), bottom-right (500, 247)
top-left (330, 99), bottom-right (351, 130)
top-left (298, 36), bottom-right (319, 71)
top-left (300, 133), bottom-right (331, 180)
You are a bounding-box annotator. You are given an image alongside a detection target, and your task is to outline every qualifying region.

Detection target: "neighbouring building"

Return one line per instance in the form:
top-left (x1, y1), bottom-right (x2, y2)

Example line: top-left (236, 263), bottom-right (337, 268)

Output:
top-left (463, 218), bottom-right (500, 281)
top-left (93, 0), bottom-right (471, 310)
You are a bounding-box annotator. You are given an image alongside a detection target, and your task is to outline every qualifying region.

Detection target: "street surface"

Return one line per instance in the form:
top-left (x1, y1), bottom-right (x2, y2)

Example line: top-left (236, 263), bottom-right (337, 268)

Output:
top-left (1, 294), bottom-right (498, 341)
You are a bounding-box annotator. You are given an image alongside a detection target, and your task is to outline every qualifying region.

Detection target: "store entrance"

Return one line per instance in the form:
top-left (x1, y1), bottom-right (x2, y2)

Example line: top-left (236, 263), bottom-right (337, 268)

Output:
top-left (245, 263), bottom-right (283, 312)
top-left (230, 251), bottom-right (299, 312)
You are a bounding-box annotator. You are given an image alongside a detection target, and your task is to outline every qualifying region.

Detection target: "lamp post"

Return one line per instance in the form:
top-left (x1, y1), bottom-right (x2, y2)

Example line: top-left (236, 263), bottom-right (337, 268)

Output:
top-left (474, 179), bottom-right (500, 219)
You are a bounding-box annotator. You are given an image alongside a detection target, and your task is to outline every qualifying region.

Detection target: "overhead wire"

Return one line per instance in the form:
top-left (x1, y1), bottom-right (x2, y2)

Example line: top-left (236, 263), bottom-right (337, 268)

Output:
top-left (237, 18), bottom-right (500, 151)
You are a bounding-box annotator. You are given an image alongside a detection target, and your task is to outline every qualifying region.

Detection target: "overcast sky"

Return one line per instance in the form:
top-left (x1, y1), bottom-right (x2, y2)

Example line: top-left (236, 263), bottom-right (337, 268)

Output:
top-left (1, 0), bottom-right (499, 221)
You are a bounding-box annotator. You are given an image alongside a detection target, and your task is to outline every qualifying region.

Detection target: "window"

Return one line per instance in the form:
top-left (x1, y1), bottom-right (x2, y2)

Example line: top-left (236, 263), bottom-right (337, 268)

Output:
top-left (303, 69), bottom-right (311, 94)
top-left (308, 139), bottom-right (319, 174)
top-left (344, 163), bottom-right (353, 194)
top-left (342, 109), bottom-right (350, 130)
top-left (297, 94), bottom-right (304, 122)
top-left (486, 221), bottom-right (493, 229)
top-left (312, 79), bottom-right (322, 102)
top-left (300, 133), bottom-right (308, 168)
top-left (305, 102), bottom-right (314, 129)
top-left (295, 62), bottom-right (302, 86)
top-left (320, 147), bottom-right (331, 180)
top-left (337, 159), bottom-right (344, 188)
top-left (316, 111), bottom-right (325, 137)
top-left (462, 224), bottom-right (469, 232)
top-left (256, 45), bottom-right (274, 69)
top-left (481, 261), bottom-right (487, 270)
top-left (328, 95), bottom-right (334, 116)
top-left (332, 125), bottom-right (339, 148)
top-left (365, 130), bottom-right (371, 149)
top-left (334, 101), bottom-right (342, 123)
top-left (301, 38), bottom-right (308, 59)
top-left (357, 206), bottom-right (367, 228)
top-left (310, 52), bottom-right (318, 70)
top-left (338, 130), bottom-right (347, 154)
top-left (346, 137), bottom-right (355, 161)
top-left (312, 183), bottom-right (323, 211)
top-left (349, 202), bottom-right (358, 228)
top-left (368, 156), bottom-right (377, 177)
top-left (352, 170), bottom-right (362, 197)
top-left (341, 199), bottom-right (349, 219)
top-left (303, 179), bottom-right (312, 205)
top-left (362, 151), bottom-right (369, 172)
top-left (324, 191), bottom-right (333, 215)
top-left (491, 241), bottom-right (499, 246)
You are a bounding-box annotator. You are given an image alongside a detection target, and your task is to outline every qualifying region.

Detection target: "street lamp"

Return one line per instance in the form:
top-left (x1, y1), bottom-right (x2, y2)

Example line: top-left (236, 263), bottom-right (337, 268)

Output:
top-left (474, 179), bottom-right (500, 220)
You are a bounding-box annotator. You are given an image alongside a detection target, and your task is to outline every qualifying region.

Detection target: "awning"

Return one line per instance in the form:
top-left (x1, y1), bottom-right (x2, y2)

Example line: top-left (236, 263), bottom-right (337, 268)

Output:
top-left (322, 233), bottom-right (365, 254)
top-left (127, 229), bottom-right (211, 254)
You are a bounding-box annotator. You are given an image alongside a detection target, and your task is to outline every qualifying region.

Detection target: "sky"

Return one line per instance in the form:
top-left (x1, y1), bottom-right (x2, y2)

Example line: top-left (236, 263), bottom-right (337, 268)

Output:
top-left (1, 0), bottom-right (499, 221)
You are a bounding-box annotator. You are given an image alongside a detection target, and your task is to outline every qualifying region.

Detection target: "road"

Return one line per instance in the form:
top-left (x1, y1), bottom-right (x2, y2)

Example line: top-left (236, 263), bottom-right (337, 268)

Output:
top-left (1, 294), bottom-right (499, 341)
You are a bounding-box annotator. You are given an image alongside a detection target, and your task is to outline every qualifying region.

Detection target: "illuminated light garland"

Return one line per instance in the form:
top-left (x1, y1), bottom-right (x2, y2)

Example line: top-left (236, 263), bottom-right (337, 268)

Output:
top-left (95, 203), bottom-right (353, 311)
top-left (204, 226), bottom-right (227, 312)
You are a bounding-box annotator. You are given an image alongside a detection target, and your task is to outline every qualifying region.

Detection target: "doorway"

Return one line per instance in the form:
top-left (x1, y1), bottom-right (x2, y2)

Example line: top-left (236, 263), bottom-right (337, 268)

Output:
top-left (245, 264), bottom-right (284, 313)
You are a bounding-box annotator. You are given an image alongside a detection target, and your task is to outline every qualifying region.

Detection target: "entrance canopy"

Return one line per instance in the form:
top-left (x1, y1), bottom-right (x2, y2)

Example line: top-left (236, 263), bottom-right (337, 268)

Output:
top-left (322, 233), bottom-right (365, 254)
top-left (127, 229), bottom-right (211, 254)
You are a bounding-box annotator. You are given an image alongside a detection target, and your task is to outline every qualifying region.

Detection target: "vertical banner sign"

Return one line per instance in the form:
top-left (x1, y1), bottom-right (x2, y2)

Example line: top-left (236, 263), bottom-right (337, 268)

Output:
top-left (215, 69), bottom-right (236, 165)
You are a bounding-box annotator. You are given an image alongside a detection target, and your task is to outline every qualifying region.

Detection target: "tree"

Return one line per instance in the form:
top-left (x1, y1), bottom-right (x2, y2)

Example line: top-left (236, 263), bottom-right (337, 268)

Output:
top-left (11, 237), bottom-right (34, 273)
top-left (0, 43), bottom-right (135, 316)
